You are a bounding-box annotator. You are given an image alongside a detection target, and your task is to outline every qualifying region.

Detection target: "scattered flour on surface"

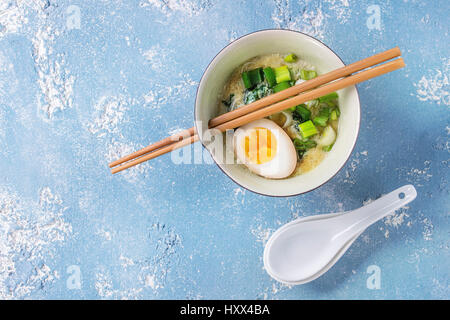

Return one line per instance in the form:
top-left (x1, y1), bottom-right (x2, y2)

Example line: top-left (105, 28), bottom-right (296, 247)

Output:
top-left (142, 44), bottom-right (173, 73)
top-left (96, 228), bottom-right (112, 242)
top-left (0, 1), bottom-right (30, 38)
top-left (251, 225), bottom-right (274, 246)
top-left (257, 280), bottom-right (292, 300)
top-left (324, 0), bottom-right (351, 23)
top-left (227, 30), bottom-right (238, 43)
top-left (363, 196), bottom-right (411, 238)
top-left (143, 73), bottom-right (197, 110)
top-left (87, 95), bottom-right (129, 138)
top-left (95, 270), bottom-right (143, 300)
top-left (384, 207), bottom-right (409, 228)
top-left (421, 217), bottom-right (433, 241)
top-left (105, 139), bottom-right (152, 183)
top-left (32, 25), bottom-right (75, 120)
top-left (233, 187), bottom-right (245, 197)
top-left (139, 0), bottom-right (212, 17)
top-left (413, 58), bottom-right (449, 106)
top-left (342, 151), bottom-right (368, 185)
top-left (0, 1), bottom-right (74, 121)
top-left (94, 223), bottom-right (182, 299)
top-left (119, 255), bottom-right (135, 269)
top-left (396, 160), bottom-right (432, 187)
top-left (272, 0), bottom-right (326, 39)
top-left (86, 94), bottom-right (152, 183)
top-left (0, 186), bottom-right (71, 299)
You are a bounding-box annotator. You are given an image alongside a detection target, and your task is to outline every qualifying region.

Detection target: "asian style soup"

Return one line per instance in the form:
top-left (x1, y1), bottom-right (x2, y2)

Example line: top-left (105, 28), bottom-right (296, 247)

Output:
top-left (218, 53), bottom-right (340, 179)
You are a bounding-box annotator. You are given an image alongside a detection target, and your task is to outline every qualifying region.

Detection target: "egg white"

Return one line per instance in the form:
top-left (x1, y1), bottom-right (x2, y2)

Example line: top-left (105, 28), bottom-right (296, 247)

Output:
top-left (233, 119), bottom-right (297, 179)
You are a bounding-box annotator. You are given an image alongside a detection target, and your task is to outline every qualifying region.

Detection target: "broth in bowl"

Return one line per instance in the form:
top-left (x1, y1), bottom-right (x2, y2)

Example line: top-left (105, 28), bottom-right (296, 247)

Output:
top-left (218, 53), bottom-right (341, 179)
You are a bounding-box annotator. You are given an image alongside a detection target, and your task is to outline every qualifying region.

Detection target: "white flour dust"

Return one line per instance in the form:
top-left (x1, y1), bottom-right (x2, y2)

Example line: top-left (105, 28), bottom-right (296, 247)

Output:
top-left (363, 196), bottom-right (411, 238)
top-left (0, 0), bottom-right (31, 38)
top-left (0, 186), bottom-right (71, 299)
top-left (413, 58), bottom-right (449, 106)
top-left (272, 0), bottom-right (326, 39)
top-left (143, 73), bottom-right (197, 110)
top-left (342, 150), bottom-right (369, 185)
top-left (396, 160), bottom-right (433, 188)
top-left (87, 95), bottom-right (129, 138)
top-left (0, 1), bottom-right (74, 120)
top-left (324, 0), bottom-right (351, 23)
top-left (94, 223), bottom-right (182, 299)
top-left (139, 0), bottom-right (212, 17)
top-left (105, 139), bottom-right (152, 183)
top-left (142, 44), bottom-right (174, 73)
top-left (251, 225), bottom-right (274, 246)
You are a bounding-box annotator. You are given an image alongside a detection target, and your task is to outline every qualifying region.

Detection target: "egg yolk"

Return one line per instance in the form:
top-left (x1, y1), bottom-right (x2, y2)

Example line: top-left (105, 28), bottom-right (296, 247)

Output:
top-left (243, 127), bottom-right (278, 164)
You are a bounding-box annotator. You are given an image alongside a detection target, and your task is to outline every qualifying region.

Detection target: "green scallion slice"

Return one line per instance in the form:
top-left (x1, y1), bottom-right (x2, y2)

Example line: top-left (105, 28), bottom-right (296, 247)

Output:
top-left (273, 81), bottom-right (291, 93)
top-left (313, 116), bottom-right (328, 127)
top-left (294, 104), bottom-right (311, 121)
top-left (298, 120), bottom-right (318, 138)
top-left (335, 107), bottom-right (340, 117)
top-left (300, 70), bottom-right (317, 80)
top-left (274, 65), bottom-right (292, 83)
top-left (284, 54), bottom-right (297, 63)
top-left (263, 67), bottom-right (277, 87)
top-left (330, 110), bottom-right (338, 121)
top-left (248, 68), bottom-right (263, 86)
top-left (241, 72), bottom-right (252, 89)
top-left (319, 92), bottom-right (338, 102)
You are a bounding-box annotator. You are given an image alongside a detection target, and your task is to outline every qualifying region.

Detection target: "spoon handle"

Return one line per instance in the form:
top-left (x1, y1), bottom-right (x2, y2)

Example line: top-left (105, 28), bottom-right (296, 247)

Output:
top-left (333, 185), bottom-right (417, 241)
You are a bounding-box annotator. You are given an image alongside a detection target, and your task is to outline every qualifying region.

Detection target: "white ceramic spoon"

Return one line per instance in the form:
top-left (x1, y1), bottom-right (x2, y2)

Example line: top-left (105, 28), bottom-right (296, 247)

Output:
top-left (263, 185), bottom-right (417, 285)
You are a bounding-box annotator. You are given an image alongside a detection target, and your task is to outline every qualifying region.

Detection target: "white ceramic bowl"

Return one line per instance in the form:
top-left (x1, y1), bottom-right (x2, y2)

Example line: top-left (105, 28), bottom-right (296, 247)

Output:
top-left (195, 29), bottom-right (360, 197)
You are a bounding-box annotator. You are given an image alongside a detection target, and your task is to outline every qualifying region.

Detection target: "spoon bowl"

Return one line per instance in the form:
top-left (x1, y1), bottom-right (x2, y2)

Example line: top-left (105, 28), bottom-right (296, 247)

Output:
top-left (264, 185), bottom-right (417, 285)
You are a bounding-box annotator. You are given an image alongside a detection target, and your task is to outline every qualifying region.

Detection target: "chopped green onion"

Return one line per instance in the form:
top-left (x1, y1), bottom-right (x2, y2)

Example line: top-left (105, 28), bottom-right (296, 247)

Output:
top-left (319, 106), bottom-right (331, 118)
top-left (287, 106), bottom-right (296, 112)
top-left (330, 110), bottom-right (338, 121)
top-left (274, 65), bottom-right (291, 83)
top-left (293, 139), bottom-right (316, 158)
top-left (326, 100), bottom-right (336, 108)
top-left (248, 68), bottom-right (263, 86)
top-left (297, 120), bottom-right (318, 139)
top-left (284, 53), bottom-right (297, 62)
top-left (293, 138), bottom-right (317, 153)
top-left (319, 92), bottom-right (338, 102)
top-left (294, 104), bottom-right (311, 121)
top-left (335, 107), bottom-right (341, 117)
top-left (322, 144), bottom-right (334, 152)
top-left (241, 72), bottom-right (252, 89)
top-left (263, 67), bottom-right (277, 87)
top-left (313, 115), bottom-right (328, 127)
top-left (273, 81), bottom-right (291, 93)
top-left (300, 69), bottom-right (317, 80)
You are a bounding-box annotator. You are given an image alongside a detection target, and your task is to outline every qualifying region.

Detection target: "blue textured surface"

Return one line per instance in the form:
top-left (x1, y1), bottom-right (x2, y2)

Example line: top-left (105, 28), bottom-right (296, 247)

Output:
top-left (0, 0), bottom-right (448, 299)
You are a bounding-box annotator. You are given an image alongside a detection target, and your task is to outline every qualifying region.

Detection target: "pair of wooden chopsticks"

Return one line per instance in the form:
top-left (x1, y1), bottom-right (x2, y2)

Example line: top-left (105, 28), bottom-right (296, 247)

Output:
top-left (109, 47), bottom-right (404, 174)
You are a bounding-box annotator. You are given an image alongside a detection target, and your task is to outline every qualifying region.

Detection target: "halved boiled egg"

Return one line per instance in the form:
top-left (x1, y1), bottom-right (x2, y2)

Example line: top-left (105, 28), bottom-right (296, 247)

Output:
top-left (233, 119), bottom-right (297, 179)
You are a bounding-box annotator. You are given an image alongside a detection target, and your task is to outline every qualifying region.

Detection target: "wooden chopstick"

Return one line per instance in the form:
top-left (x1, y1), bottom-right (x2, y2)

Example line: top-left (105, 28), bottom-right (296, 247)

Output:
top-left (109, 47), bottom-right (401, 169)
top-left (111, 57), bottom-right (404, 174)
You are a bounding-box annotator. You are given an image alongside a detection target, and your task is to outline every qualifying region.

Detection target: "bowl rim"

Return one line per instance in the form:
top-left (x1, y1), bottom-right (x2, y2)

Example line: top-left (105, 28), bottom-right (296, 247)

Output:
top-left (194, 28), bottom-right (361, 197)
